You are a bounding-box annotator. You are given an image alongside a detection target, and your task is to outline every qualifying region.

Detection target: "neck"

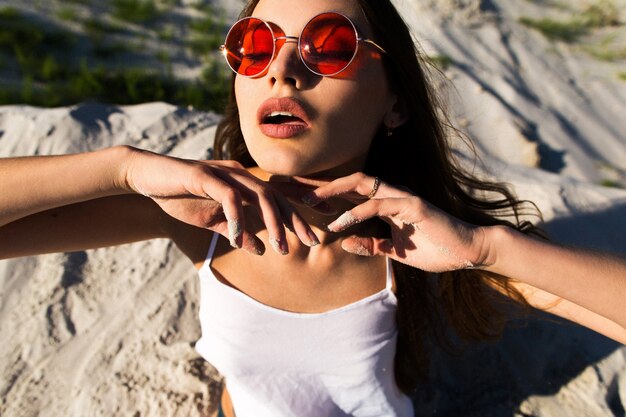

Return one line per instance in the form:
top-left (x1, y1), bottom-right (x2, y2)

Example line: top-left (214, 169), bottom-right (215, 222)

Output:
top-left (247, 166), bottom-right (385, 254)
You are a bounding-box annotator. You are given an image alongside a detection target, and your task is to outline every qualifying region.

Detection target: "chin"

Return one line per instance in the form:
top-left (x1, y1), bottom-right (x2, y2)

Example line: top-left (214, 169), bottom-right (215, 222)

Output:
top-left (254, 156), bottom-right (319, 177)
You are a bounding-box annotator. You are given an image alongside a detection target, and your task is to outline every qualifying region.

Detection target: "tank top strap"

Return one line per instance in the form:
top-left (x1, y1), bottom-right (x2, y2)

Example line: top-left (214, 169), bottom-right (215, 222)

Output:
top-left (385, 257), bottom-right (393, 291)
top-left (201, 232), bottom-right (221, 270)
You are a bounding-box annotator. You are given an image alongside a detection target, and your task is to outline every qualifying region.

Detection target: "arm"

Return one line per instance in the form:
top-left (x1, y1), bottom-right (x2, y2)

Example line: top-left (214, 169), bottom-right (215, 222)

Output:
top-left (0, 146), bottom-right (319, 259)
top-left (0, 146), bottom-right (131, 227)
top-left (0, 194), bottom-right (169, 258)
top-left (0, 146), bottom-right (165, 258)
top-left (306, 172), bottom-right (626, 343)
top-left (484, 227), bottom-right (626, 343)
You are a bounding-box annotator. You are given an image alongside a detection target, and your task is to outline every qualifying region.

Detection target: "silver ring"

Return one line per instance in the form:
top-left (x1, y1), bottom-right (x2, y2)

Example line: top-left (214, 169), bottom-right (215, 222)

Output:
top-left (367, 177), bottom-right (381, 199)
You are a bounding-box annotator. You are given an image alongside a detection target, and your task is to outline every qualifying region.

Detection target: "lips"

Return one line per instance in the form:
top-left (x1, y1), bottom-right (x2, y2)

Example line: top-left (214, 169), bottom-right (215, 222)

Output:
top-left (257, 97), bottom-right (311, 139)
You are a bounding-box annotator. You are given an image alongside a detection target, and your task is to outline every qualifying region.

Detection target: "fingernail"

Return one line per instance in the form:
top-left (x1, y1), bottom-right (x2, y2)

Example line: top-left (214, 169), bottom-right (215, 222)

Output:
top-left (302, 193), bottom-right (320, 206)
top-left (243, 241), bottom-right (265, 256)
top-left (328, 211), bottom-right (359, 232)
top-left (250, 242), bottom-right (265, 256)
top-left (270, 237), bottom-right (289, 255)
top-left (227, 218), bottom-right (242, 248)
top-left (307, 230), bottom-right (320, 247)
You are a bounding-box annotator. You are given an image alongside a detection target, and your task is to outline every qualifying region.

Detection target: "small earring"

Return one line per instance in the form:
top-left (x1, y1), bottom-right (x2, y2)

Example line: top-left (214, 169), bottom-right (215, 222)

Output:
top-left (386, 126), bottom-right (394, 137)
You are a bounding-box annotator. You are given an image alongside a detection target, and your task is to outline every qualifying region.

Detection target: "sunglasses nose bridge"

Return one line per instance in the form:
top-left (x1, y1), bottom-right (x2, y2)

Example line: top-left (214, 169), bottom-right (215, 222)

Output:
top-left (270, 35), bottom-right (307, 71)
top-left (275, 35), bottom-right (299, 44)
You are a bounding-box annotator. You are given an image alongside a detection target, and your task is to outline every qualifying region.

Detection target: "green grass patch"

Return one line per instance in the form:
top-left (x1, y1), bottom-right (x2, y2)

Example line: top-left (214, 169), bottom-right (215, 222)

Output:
top-left (584, 33), bottom-right (626, 61)
top-left (618, 72), bottom-right (626, 81)
top-left (580, 0), bottom-right (620, 28)
top-left (518, 0), bottom-right (621, 43)
top-left (155, 49), bottom-right (170, 63)
top-left (186, 34), bottom-right (224, 57)
top-left (0, 58), bottom-right (230, 112)
top-left (83, 17), bottom-right (125, 39)
top-left (112, 0), bottom-right (160, 23)
top-left (600, 179), bottom-right (623, 188)
top-left (158, 26), bottom-right (175, 41)
top-left (519, 16), bottom-right (589, 42)
top-left (0, 9), bottom-right (76, 80)
top-left (93, 41), bottom-right (137, 58)
top-left (585, 45), bottom-right (626, 61)
top-left (0, 6), bottom-right (20, 20)
top-left (57, 7), bottom-right (78, 21)
top-left (0, 2), bottom-right (230, 111)
top-left (187, 15), bottom-right (226, 57)
top-left (427, 55), bottom-right (455, 70)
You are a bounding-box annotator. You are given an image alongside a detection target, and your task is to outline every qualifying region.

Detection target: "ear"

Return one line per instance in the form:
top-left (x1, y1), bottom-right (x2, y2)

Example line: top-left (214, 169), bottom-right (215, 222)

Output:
top-left (383, 94), bottom-right (409, 129)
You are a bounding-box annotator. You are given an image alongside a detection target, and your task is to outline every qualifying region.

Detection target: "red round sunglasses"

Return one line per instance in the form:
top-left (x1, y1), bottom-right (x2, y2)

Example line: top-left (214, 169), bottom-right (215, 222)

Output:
top-left (219, 12), bottom-right (386, 77)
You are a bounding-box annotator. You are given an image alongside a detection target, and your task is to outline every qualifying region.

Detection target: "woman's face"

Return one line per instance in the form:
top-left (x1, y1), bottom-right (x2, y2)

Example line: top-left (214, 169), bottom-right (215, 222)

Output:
top-left (235, 0), bottom-right (401, 177)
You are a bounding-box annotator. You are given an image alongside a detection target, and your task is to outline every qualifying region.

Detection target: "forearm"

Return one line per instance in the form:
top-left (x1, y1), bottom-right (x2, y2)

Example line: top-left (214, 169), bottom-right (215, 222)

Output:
top-left (485, 226), bottom-right (626, 329)
top-left (0, 146), bottom-right (134, 226)
top-left (0, 195), bottom-right (169, 259)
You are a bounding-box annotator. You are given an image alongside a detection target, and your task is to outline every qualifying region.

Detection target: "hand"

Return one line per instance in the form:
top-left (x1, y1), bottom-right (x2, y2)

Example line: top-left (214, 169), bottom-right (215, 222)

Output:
top-left (302, 173), bottom-right (490, 272)
top-left (124, 148), bottom-right (319, 255)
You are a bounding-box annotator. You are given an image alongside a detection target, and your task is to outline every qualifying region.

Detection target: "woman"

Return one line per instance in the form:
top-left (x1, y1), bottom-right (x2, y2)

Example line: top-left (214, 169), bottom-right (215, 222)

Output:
top-left (1, 0), bottom-right (626, 415)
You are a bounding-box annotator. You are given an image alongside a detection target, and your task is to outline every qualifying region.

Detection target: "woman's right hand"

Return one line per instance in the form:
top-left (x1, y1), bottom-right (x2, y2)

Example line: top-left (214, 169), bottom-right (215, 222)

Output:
top-left (124, 147), bottom-right (319, 255)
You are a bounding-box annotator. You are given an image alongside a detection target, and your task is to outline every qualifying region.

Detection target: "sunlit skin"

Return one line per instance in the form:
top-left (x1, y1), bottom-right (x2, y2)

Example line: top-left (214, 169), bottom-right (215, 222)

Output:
top-left (207, 0), bottom-right (407, 315)
top-left (235, 0), bottom-right (403, 178)
top-left (2, 2), bottom-right (626, 415)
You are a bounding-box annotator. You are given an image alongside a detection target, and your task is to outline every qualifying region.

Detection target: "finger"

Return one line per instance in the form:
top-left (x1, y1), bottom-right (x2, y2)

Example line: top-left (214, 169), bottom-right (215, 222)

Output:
top-left (327, 197), bottom-right (423, 233)
top-left (209, 222), bottom-right (265, 256)
top-left (235, 183), bottom-right (288, 255)
top-left (301, 173), bottom-right (412, 206)
top-left (197, 174), bottom-right (246, 249)
top-left (270, 181), bottom-right (337, 215)
top-left (211, 170), bottom-right (289, 255)
top-left (341, 236), bottom-right (409, 264)
top-left (275, 197), bottom-right (320, 247)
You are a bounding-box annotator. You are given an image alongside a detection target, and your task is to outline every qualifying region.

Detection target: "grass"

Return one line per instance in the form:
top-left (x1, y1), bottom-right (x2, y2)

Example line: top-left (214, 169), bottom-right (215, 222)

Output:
top-left (427, 55), bottom-right (455, 71)
top-left (618, 72), bottom-right (626, 81)
top-left (600, 179), bottom-right (623, 188)
top-left (1, 61), bottom-right (230, 111)
top-left (580, 0), bottom-right (620, 28)
top-left (158, 26), bottom-right (175, 42)
top-left (0, 3), bottom-right (231, 112)
top-left (112, 0), bottom-right (160, 23)
top-left (83, 17), bottom-right (125, 39)
top-left (57, 7), bottom-right (78, 21)
top-left (585, 45), bottom-right (626, 61)
top-left (582, 33), bottom-right (626, 61)
top-left (187, 15), bottom-right (226, 57)
top-left (518, 0), bottom-right (621, 43)
top-left (519, 17), bottom-right (589, 42)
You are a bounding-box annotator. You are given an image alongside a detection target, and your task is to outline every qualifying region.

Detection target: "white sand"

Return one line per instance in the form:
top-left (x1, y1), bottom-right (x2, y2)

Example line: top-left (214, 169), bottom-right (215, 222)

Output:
top-left (1, 0), bottom-right (626, 416)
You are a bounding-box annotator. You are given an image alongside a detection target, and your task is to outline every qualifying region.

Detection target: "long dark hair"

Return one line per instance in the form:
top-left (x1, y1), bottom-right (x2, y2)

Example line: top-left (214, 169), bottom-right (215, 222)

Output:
top-left (213, 0), bottom-right (542, 394)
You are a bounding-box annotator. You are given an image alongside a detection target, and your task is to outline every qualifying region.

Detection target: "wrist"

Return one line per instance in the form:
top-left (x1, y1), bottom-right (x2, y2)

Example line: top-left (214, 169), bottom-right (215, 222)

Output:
top-left (111, 145), bottom-right (145, 194)
top-left (480, 225), bottom-right (516, 273)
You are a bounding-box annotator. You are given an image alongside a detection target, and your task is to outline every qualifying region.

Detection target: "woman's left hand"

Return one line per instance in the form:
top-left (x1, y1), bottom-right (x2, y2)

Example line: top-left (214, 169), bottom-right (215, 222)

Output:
top-left (302, 173), bottom-right (491, 273)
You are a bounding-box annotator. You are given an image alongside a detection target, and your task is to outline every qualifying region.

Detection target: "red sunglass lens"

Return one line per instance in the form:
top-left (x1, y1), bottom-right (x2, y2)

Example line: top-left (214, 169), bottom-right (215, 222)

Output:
top-left (225, 18), bottom-right (274, 76)
top-left (300, 13), bottom-right (357, 75)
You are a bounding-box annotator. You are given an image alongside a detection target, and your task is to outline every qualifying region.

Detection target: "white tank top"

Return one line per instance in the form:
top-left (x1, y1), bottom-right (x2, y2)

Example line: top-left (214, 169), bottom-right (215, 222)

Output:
top-left (195, 233), bottom-right (414, 417)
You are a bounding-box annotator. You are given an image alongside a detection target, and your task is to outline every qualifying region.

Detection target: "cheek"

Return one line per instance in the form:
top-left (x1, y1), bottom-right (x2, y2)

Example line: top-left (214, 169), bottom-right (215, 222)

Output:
top-left (325, 81), bottom-right (391, 139)
top-left (234, 78), bottom-right (256, 136)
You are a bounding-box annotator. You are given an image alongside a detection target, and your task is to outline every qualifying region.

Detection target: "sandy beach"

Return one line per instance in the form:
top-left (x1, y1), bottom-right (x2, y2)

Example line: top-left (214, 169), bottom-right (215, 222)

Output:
top-left (1, 0), bottom-right (626, 416)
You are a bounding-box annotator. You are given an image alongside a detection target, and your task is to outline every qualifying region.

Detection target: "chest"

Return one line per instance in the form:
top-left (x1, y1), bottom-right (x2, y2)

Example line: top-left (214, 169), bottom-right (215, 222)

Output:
top-left (208, 234), bottom-right (389, 314)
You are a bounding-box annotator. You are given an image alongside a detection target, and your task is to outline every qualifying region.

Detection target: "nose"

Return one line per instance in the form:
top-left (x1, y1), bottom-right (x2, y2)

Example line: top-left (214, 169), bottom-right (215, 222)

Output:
top-left (267, 38), bottom-right (313, 89)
